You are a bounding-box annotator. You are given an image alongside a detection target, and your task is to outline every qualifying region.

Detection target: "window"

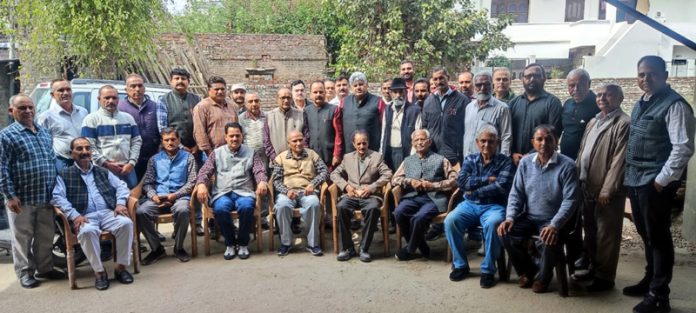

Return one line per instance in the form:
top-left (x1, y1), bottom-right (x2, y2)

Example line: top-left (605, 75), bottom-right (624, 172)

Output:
top-left (565, 0), bottom-right (585, 22)
top-left (491, 0), bottom-right (529, 23)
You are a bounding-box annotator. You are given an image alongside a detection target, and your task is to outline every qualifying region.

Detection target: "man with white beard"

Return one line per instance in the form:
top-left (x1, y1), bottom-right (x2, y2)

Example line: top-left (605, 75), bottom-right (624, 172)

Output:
top-left (462, 72), bottom-right (512, 157)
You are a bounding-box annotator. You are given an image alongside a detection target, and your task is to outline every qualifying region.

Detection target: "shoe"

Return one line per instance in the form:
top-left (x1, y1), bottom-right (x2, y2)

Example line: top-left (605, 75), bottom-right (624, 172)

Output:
top-left (306, 246), bottom-right (323, 256)
top-left (223, 246), bottom-right (236, 260)
top-left (277, 244), bottom-right (291, 256)
top-left (425, 227), bottom-right (443, 241)
top-left (114, 269), bottom-right (134, 284)
top-left (175, 249), bottom-right (191, 262)
top-left (518, 274), bottom-right (534, 288)
top-left (196, 225), bottom-right (204, 236)
top-left (571, 269), bottom-right (594, 282)
top-left (291, 219), bottom-right (302, 234)
top-left (142, 246), bottom-right (166, 266)
top-left (34, 269), bottom-right (66, 281)
top-left (449, 266), bottom-right (470, 281)
top-left (395, 247), bottom-right (417, 261)
top-left (586, 278), bottom-right (615, 292)
top-left (532, 280), bottom-right (549, 293)
top-left (633, 294), bottom-right (671, 313)
top-left (95, 272), bottom-right (109, 291)
top-left (337, 248), bottom-right (357, 261)
top-left (238, 246), bottom-right (250, 260)
top-left (623, 277), bottom-right (651, 297)
top-left (157, 231), bottom-right (166, 242)
top-left (19, 275), bottom-right (39, 289)
top-left (359, 250), bottom-right (372, 263)
top-left (350, 219), bottom-right (361, 231)
top-left (480, 273), bottom-right (496, 288)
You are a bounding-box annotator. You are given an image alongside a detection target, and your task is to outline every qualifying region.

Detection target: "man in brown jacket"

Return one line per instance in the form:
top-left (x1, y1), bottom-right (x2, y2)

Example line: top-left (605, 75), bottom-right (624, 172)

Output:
top-left (193, 76), bottom-right (239, 156)
top-left (575, 83), bottom-right (630, 292)
top-left (331, 130), bottom-right (393, 262)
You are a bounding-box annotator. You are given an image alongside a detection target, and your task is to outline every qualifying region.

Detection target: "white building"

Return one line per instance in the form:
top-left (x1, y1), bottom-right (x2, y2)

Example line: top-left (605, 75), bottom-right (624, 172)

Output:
top-left (472, 0), bottom-right (696, 78)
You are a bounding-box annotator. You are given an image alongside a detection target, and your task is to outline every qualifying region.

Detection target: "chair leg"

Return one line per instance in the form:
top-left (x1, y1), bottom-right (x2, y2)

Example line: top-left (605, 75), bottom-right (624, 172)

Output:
top-left (497, 247), bottom-right (510, 282)
top-left (319, 211), bottom-right (326, 251)
top-left (132, 236), bottom-right (140, 274)
top-left (190, 215), bottom-right (198, 258)
top-left (446, 246), bottom-right (452, 264)
top-left (268, 215), bottom-right (275, 252)
top-left (556, 249), bottom-right (569, 297)
top-left (332, 215), bottom-right (339, 254)
top-left (382, 217), bottom-right (389, 257)
top-left (67, 243), bottom-right (77, 289)
top-left (396, 224), bottom-right (402, 253)
top-left (204, 215), bottom-right (211, 256)
top-left (256, 216), bottom-right (262, 253)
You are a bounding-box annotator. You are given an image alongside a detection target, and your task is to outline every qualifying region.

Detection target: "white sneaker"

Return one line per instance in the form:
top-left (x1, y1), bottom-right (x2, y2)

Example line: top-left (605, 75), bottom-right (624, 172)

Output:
top-left (238, 246), bottom-right (250, 260)
top-left (223, 246), bottom-right (236, 260)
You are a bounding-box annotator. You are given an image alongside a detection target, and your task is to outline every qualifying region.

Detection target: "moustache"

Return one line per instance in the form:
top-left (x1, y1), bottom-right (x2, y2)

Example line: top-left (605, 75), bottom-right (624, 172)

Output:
top-left (79, 153), bottom-right (91, 159)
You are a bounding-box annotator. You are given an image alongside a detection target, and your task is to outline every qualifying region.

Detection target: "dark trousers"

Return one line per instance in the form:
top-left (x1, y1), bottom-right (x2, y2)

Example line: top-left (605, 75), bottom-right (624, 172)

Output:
top-left (582, 193), bottom-right (624, 281)
top-left (502, 216), bottom-right (561, 284)
top-left (627, 182), bottom-right (677, 297)
top-left (337, 196), bottom-right (381, 252)
top-left (394, 194), bottom-right (439, 254)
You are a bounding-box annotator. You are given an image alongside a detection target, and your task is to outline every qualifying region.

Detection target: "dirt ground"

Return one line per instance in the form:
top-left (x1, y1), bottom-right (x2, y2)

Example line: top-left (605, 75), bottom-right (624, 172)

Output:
top-left (0, 221), bottom-right (695, 313)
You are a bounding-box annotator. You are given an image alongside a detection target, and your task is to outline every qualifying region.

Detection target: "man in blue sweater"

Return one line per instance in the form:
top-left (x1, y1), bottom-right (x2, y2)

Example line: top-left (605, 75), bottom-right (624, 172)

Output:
top-left (498, 124), bottom-right (579, 293)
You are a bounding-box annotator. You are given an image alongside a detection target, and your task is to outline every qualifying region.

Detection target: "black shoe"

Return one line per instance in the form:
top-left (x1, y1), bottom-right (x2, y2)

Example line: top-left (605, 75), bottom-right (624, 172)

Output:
top-left (337, 248), bottom-right (357, 261)
top-left (19, 275), bottom-right (39, 289)
top-left (395, 247), bottom-right (417, 261)
top-left (142, 246), bottom-right (166, 266)
top-left (175, 249), bottom-right (191, 263)
top-left (306, 246), bottom-right (324, 256)
top-left (157, 231), bottom-right (166, 242)
top-left (291, 219), bottom-right (302, 234)
top-left (95, 272), bottom-right (109, 291)
top-left (480, 273), bottom-right (496, 288)
top-left (34, 269), bottom-right (66, 281)
top-left (359, 250), bottom-right (372, 263)
top-left (623, 277), bottom-right (651, 297)
top-left (425, 227), bottom-right (443, 241)
top-left (449, 266), bottom-right (470, 281)
top-left (114, 269), bottom-right (134, 284)
top-left (633, 294), bottom-right (671, 313)
top-left (277, 244), bottom-right (291, 256)
top-left (196, 225), bottom-right (204, 236)
top-left (586, 278), bottom-right (615, 292)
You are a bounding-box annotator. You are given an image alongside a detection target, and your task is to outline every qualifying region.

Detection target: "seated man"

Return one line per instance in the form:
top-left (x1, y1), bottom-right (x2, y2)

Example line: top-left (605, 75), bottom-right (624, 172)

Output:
top-left (196, 122), bottom-right (268, 260)
top-left (52, 137), bottom-right (134, 291)
top-left (137, 128), bottom-right (197, 265)
top-left (497, 124), bottom-right (579, 293)
top-left (272, 130), bottom-right (328, 257)
top-left (392, 129), bottom-right (457, 261)
top-left (444, 124), bottom-right (513, 287)
top-left (330, 130), bottom-right (393, 262)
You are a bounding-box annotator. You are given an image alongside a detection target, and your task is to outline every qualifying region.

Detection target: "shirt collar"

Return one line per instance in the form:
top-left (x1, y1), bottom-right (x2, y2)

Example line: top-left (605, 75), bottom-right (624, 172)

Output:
top-left (532, 151), bottom-right (558, 169)
top-left (596, 107), bottom-right (622, 120)
top-left (75, 162), bottom-right (94, 175)
top-left (436, 88), bottom-right (453, 98)
top-left (286, 149), bottom-right (309, 160)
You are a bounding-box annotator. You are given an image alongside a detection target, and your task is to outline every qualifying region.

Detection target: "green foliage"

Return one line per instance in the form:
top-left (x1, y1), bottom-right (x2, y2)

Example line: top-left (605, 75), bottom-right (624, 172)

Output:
top-left (486, 55), bottom-right (512, 69)
top-left (1, 0), bottom-right (167, 79)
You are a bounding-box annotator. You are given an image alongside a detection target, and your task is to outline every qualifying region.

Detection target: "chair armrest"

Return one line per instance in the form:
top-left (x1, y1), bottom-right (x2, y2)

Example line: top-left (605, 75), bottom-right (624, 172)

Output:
top-left (328, 184), bottom-right (340, 217)
top-left (446, 188), bottom-right (462, 213)
top-left (391, 186), bottom-right (403, 207)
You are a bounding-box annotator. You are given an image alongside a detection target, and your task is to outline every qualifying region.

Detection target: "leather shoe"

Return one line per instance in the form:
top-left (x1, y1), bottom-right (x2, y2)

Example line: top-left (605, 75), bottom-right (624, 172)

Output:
top-left (449, 266), bottom-right (470, 281)
top-left (337, 248), bottom-right (357, 261)
top-left (633, 294), bottom-right (671, 313)
top-left (395, 247), bottom-right (417, 261)
top-left (623, 277), bottom-right (651, 297)
top-left (95, 272), bottom-right (109, 291)
top-left (586, 278), bottom-right (615, 292)
top-left (20, 275), bottom-right (39, 289)
top-left (142, 246), bottom-right (166, 266)
top-left (114, 270), bottom-right (134, 284)
top-left (175, 249), bottom-right (191, 263)
top-left (518, 274), bottom-right (533, 288)
top-left (359, 250), bottom-right (372, 263)
top-left (34, 269), bottom-right (66, 281)
top-left (532, 280), bottom-right (549, 293)
top-left (480, 273), bottom-right (496, 288)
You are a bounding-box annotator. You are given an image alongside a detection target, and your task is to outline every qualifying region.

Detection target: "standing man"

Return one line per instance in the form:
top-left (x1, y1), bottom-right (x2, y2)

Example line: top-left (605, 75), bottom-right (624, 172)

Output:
top-left (52, 137), bottom-right (134, 290)
top-left (561, 69), bottom-right (599, 160)
top-left (412, 78), bottom-right (430, 109)
top-left (38, 79), bottom-right (88, 171)
top-left (118, 74), bottom-right (161, 181)
top-left (82, 85), bottom-right (142, 188)
top-left (331, 130), bottom-right (392, 262)
top-left (623, 55), bottom-right (695, 313)
top-left (324, 78), bottom-right (337, 103)
top-left (305, 80), bottom-right (343, 170)
top-left (1, 94), bottom-right (63, 288)
top-left (392, 129), bottom-right (457, 260)
top-left (380, 79), bottom-right (393, 104)
top-left (239, 93), bottom-right (270, 230)
top-left (462, 71), bottom-right (512, 157)
top-left (137, 128), bottom-right (197, 264)
top-left (157, 67), bottom-right (203, 236)
top-left (272, 130), bottom-right (328, 256)
top-left (193, 76), bottom-right (239, 157)
top-left (196, 122), bottom-right (269, 260)
top-left (509, 63), bottom-right (563, 166)
top-left (400, 60), bottom-right (416, 103)
top-left (230, 83), bottom-right (247, 114)
top-left (492, 68), bottom-right (516, 104)
top-left (458, 71), bottom-right (475, 101)
top-left (330, 75), bottom-right (350, 106)
top-left (340, 72), bottom-right (385, 153)
top-left (291, 80), bottom-right (308, 110)
top-left (264, 87), bottom-right (310, 162)
top-left (380, 77), bottom-right (421, 171)
top-left (574, 83), bottom-right (630, 292)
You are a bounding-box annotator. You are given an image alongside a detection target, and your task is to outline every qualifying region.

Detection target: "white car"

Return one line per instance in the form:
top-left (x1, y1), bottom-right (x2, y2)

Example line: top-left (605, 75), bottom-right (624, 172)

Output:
top-left (33, 79), bottom-right (171, 114)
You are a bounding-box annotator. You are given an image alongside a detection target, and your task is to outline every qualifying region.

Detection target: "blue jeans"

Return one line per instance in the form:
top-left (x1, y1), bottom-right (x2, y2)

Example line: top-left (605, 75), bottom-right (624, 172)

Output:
top-left (445, 200), bottom-right (504, 274)
top-left (212, 192), bottom-right (255, 247)
top-left (275, 192), bottom-right (321, 247)
top-left (118, 170), bottom-right (138, 189)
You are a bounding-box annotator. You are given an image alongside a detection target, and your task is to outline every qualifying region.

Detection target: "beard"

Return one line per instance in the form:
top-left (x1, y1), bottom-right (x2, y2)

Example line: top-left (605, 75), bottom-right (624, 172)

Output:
top-left (477, 92), bottom-right (491, 101)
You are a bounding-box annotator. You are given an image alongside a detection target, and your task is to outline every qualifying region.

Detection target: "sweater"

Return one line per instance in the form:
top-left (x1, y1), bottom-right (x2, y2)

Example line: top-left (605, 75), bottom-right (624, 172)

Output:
top-left (81, 107), bottom-right (142, 166)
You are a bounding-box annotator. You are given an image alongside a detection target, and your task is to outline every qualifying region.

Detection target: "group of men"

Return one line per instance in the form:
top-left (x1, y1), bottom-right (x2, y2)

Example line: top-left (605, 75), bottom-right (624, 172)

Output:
top-left (0, 55), bottom-right (691, 313)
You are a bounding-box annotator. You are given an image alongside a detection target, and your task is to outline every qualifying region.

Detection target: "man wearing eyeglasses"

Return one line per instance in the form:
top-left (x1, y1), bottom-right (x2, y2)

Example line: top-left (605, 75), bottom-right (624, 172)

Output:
top-left (462, 72), bottom-right (512, 157)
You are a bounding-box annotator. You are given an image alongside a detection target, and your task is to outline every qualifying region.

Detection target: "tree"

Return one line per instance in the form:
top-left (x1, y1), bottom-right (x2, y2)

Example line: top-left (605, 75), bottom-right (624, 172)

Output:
top-left (322, 0), bottom-right (513, 78)
top-left (1, 0), bottom-right (167, 79)
top-left (486, 55), bottom-right (512, 69)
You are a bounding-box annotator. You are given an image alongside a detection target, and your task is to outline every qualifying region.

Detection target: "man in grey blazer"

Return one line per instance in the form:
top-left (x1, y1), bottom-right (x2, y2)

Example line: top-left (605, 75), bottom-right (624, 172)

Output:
top-left (330, 130), bottom-right (393, 262)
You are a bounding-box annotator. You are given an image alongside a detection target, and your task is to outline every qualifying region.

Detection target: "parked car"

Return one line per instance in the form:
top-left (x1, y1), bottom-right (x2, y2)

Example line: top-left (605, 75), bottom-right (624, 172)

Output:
top-left (33, 79), bottom-right (171, 114)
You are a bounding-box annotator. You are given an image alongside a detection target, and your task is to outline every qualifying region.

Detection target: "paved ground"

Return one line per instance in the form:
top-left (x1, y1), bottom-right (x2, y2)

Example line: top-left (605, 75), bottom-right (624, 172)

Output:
top-left (0, 222), bottom-right (695, 313)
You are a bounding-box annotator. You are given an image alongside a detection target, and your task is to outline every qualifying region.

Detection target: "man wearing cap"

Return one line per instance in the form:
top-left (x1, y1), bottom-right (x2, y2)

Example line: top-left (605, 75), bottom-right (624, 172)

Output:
top-left (339, 72), bottom-right (386, 154)
top-left (380, 78), bottom-right (421, 171)
top-left (230, 83), bottom-right (247, 114)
